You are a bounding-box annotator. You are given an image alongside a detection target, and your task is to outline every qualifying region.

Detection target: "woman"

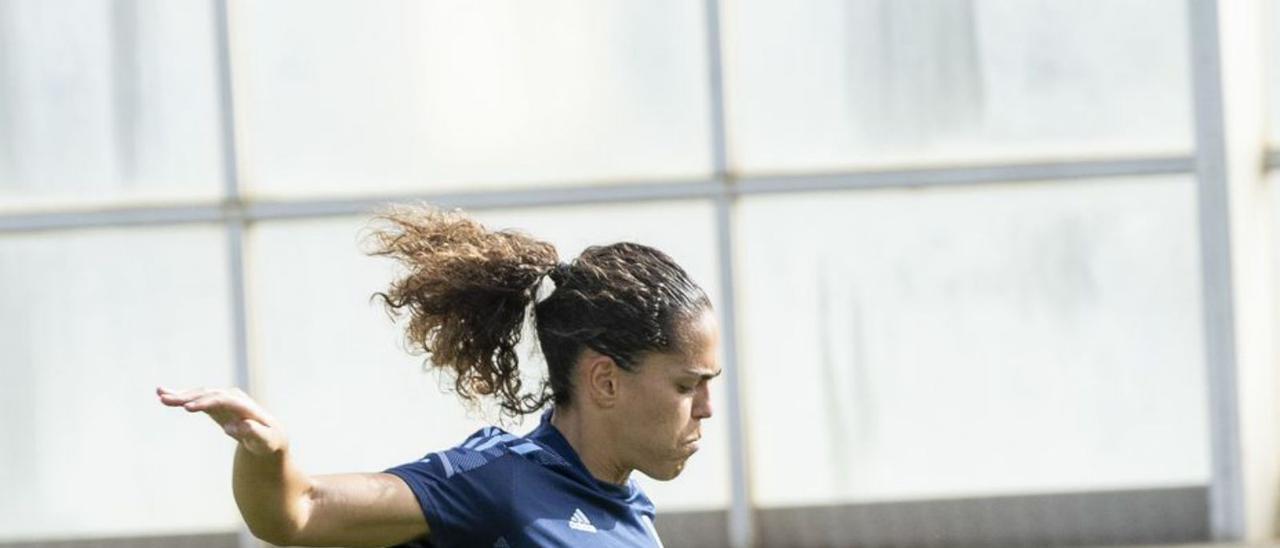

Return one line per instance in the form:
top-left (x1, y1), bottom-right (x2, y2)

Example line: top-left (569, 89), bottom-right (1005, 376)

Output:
top-left (158, 205), bottom-right (721, 547)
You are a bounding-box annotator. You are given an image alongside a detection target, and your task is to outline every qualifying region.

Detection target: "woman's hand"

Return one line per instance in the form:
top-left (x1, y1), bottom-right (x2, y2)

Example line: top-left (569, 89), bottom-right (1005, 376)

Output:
top-left (157, 386), bottom-right (288, 456)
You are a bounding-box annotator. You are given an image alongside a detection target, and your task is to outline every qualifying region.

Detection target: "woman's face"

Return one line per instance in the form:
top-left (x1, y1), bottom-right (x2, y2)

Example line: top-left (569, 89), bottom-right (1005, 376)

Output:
top-left (615, 309), bottom-right (721, 481)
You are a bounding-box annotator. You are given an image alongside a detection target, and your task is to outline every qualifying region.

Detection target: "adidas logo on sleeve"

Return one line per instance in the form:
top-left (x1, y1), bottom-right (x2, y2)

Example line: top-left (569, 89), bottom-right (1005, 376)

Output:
top-left (568, 508), bottom-right (598, 533)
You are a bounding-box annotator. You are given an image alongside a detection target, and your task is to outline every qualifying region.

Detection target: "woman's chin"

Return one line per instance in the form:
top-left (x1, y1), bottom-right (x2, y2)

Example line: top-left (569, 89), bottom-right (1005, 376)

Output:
top-left (641, 458), bottom-right (689, 482)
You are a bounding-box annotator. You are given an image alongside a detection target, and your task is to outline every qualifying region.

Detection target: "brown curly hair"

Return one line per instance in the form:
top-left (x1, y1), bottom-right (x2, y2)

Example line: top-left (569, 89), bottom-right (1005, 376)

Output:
top-left (366, 204), bottom-right (712, 419)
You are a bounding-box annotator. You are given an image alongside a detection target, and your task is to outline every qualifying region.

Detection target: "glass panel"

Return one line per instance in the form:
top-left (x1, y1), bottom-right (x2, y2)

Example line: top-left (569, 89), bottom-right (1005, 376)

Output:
top-left (723, 0), bottom-right (1193, 174)
top-left (0, 1), bottom-right (224, 211)
top-left (233, 1), bottom-right (712, 197)
top-left (0, 226), bottom-right (237, 540)
top-left (247, 200), bottom-right (729, 511)
top-left (1269, 0), bottom-right (1280, 145)
top-left (735, 177), bottom-right (1209, 507)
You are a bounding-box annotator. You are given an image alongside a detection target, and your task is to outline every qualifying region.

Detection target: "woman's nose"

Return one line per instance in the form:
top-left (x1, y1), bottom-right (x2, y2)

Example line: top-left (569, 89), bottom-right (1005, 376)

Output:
top-left (694, 386), bottom-right (713, 419)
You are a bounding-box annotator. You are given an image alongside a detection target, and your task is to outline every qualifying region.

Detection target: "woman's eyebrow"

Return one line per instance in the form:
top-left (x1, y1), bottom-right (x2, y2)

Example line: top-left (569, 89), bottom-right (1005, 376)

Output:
top-left (683, 368), bottom-right (723, 380)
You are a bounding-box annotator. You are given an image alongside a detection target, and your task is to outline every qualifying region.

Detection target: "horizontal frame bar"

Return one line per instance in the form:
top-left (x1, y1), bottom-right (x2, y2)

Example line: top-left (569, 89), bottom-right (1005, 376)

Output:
top-left (0, 155), bottom-right (1194, 235)
top-left (0, 204), bottom-right (227, 233)
top-left (737, 155), bottom-right (1194, 195)
top-left (242, 178), bottom-right (723, 221)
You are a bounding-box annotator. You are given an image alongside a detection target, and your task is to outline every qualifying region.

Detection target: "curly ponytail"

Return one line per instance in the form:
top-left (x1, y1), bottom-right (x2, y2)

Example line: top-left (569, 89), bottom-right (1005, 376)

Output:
top-left (367, 204), bottom-right (713, 419)
top-left (367, 205), bottom-right (558, 417)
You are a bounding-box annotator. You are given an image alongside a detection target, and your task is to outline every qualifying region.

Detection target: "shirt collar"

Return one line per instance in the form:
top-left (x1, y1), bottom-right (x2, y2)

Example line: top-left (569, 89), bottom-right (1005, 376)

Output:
top-left (527, 408), bottom-right (637, 499)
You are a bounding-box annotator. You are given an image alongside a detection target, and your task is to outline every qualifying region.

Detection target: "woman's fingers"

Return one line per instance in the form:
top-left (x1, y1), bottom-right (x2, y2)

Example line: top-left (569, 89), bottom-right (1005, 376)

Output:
top-left (157, 390), bottom-right (197, 406)
top-left (157, 386), bottom-right (210, 402)
top-left (158, 387), bottom-right (230, 410)
top-left (181, 393), bottom-right (226, 414)
top-left (160, 386), bottom-right (271, 425)
top-left (159, 385), bottom-right (287, 455)
top-left (194, 395), bottom-right (268, 424)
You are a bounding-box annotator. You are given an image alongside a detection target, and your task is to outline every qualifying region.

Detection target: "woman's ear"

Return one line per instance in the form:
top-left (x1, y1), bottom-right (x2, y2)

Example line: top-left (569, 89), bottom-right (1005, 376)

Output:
top-left (581, 349), bottom-right (621, 408)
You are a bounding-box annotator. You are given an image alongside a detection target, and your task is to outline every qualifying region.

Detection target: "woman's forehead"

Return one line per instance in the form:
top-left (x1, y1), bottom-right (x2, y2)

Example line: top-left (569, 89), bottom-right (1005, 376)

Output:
top-left (672, 309), bottom-right (719, 351)
top-left (645, 344), bottom-right (719, 377)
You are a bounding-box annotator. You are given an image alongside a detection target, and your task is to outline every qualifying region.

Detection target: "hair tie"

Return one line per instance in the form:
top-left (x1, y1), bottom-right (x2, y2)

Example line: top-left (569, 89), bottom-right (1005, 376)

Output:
top-left (547, 261), bottom-right (573, 285)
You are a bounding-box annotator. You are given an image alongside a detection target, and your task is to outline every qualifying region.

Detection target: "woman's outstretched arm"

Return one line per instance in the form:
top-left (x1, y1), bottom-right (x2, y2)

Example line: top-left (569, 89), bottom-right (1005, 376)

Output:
top-left (157, 386), bottom-right (428, 547)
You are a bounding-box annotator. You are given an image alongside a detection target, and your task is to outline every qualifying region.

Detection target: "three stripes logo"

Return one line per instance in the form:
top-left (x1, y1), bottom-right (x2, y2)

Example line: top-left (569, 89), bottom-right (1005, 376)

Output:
top-left (568, 508), bottom-right (598, 533)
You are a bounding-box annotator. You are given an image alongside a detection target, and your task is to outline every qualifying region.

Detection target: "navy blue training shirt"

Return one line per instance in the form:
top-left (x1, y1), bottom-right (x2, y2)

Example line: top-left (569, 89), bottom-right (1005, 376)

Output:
top-left (384, 410), bottom-right (665, 547)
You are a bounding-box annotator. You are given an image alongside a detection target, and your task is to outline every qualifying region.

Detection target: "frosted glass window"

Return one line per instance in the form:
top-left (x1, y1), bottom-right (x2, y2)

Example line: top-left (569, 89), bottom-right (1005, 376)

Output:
top-left (233, 1), bottom-right (712, 197)
top-left (0, 1), bottom-right (224, 211)
top-left (1270, 0), bottom-right (1280, 145)
top-left (247, 200), bottom-right (729, 512)
top-left (735, 177), bottom-right (1208, 507)
top-left (723, 0), bottom-right (1193, 173)
top-left (0, 226), bottom-right (237, 541)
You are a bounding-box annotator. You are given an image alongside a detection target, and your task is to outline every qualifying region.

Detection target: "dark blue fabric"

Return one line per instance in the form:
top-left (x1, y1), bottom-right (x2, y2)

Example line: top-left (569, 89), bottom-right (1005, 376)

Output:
top-left (384, 410), bottom-right (662, 547)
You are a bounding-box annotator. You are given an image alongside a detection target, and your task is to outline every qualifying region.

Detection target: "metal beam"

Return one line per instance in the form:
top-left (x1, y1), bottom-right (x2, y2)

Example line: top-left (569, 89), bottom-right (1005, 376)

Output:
top-left (243, 179), bottom-right (723, 220)
top-left (699, 0), bottom-right (754, 545)
top-left (737, 155), bottom-right (1194, 195)
top-left (0, 204), bottom-right (226, 233)
top-left (0, 155), bottom-right (1198, 235)
top-left (210, 2), bottom-right (255, 547)
top-left (1187, 0), bottom-right (1245, 540)
top-left (713, 191), bottom-right (753, 548)
top-left (704, 1), bottom-right (729, 175)
top-left (212, 0), bottom-right (250, 397)
top-left (1266, 148), bottom-right (1280, 171)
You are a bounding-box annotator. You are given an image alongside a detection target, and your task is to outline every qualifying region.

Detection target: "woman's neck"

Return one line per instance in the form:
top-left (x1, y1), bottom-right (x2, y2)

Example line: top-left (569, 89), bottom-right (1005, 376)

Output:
top-left (549, 405), bottom-right (631, 485)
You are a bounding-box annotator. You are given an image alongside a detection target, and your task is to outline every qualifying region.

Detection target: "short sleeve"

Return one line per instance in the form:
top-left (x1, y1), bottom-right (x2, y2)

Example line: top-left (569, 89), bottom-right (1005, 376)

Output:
top-left (384, 429), bottom-right (516, 547)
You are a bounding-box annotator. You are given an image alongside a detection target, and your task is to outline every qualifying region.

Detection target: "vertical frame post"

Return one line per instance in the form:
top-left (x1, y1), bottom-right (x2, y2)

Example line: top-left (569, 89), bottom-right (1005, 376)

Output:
top-left (702, 0), bottom-right (755, 545)
top-left (1187, 0), bottom-right (1245, 540)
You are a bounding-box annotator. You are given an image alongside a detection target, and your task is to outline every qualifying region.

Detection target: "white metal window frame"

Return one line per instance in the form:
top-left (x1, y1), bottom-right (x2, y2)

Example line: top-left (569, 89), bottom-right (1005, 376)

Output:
top-left (0, 0), bottom-right (1251, 545)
